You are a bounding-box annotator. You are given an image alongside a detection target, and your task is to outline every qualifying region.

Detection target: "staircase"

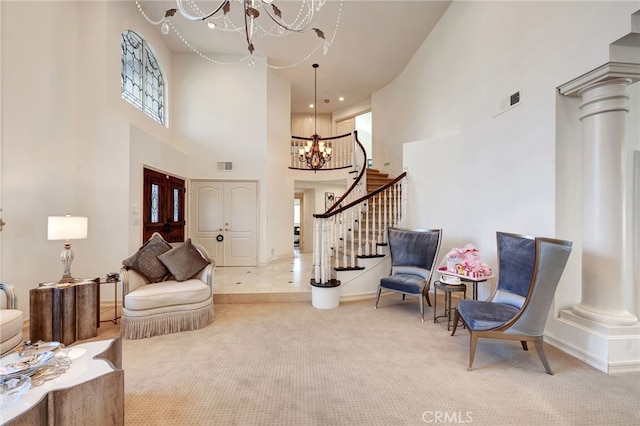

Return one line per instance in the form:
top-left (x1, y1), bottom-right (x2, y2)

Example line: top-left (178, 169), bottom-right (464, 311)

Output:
top-left (305, 131), bottom-right (407, 304)
top-left (365, 168), bottom-right (395, 193)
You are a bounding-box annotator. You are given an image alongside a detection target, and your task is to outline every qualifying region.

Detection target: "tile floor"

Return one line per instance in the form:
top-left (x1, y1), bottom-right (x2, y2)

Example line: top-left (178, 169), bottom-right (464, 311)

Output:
top-left (213, 248), bottom-right (313, 304)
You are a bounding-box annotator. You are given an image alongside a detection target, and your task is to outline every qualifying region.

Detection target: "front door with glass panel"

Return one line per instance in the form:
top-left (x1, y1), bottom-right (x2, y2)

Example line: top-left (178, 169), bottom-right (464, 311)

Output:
top-left (143, 168), bottom-right (185, 243)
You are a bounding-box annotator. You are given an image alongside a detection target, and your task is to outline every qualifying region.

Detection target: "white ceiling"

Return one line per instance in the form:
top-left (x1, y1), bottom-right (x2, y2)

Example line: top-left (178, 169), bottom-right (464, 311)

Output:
top-left (136, 1), bottom-right (451, 114)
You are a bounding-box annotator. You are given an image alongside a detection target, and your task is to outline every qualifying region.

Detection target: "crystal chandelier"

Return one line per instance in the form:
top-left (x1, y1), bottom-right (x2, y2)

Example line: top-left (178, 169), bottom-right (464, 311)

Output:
top-left (298, 63), bottom-right (332, 171)
top-left (136, 0), bottom-right (342, 67)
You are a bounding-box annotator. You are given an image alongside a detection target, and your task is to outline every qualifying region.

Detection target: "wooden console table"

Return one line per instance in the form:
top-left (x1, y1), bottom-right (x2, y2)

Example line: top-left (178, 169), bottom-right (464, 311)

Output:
top-left (29, 278), bottom-right (99, 346)
top-left (3, 338), bottom-right (124, 425)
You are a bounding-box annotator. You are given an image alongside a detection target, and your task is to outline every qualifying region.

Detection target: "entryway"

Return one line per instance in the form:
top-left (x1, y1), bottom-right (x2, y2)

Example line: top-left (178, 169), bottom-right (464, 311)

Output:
top-left (142, 167), bottom-right (185, 243)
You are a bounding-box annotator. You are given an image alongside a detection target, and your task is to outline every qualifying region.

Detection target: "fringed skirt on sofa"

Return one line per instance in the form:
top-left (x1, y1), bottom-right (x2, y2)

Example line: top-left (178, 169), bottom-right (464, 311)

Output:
top-left (121, 298), bottom-right (214, 340)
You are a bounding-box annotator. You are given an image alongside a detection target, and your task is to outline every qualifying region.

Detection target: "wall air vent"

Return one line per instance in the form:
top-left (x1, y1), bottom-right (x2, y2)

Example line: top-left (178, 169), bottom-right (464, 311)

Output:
top-left (217, 162), bottom-right (233, 171)
top-left (494, 90), bottom-right (522, 118)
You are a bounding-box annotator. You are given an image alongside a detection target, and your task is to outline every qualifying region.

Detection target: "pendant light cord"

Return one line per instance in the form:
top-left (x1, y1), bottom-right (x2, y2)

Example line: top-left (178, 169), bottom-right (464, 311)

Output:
top-left (313, 63), bottom-right (319, 136)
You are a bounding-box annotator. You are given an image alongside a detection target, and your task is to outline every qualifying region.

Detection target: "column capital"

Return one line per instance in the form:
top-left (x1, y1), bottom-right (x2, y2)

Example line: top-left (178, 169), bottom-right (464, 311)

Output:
top-left (559, 62), bottom-right (640, 96)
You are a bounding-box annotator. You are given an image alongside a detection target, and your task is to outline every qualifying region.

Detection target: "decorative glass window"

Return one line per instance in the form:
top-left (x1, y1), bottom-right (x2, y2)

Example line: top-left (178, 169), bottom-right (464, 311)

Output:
top-left (172, 188), bottom-right (180, 222)
top-left (151, 183), bottom-right (160, 223)
top-left (121, 30), bottom-right (165, 125)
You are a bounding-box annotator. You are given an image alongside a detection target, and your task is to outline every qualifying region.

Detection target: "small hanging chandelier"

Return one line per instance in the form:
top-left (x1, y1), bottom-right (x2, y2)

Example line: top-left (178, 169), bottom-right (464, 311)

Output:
top-left (298, 63), bottom-right (332, 171)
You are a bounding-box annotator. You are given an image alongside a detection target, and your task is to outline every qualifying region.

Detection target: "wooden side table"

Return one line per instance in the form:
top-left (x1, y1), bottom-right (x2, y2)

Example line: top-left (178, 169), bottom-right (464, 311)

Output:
top-left (436, 269), bottom-right (494, 300)
top-left (29, 278), bottom-right (99, 345)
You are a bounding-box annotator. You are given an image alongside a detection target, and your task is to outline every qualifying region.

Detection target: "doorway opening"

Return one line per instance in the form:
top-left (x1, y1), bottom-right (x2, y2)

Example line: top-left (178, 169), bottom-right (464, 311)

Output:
top-left (294, 196), bottom-right (302, 252)
top-left (355, 111), bottom-right (372, 167)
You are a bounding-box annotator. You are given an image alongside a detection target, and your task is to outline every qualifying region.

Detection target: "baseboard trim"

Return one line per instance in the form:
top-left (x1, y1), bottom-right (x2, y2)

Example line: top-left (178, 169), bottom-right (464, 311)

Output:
top-left (544, 334), bottom-right (640, 374)
top-left (544, 334), bottom-right (609, 372)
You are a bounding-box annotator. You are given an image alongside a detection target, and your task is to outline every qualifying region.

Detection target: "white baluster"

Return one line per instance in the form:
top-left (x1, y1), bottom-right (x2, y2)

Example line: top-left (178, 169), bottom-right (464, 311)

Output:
top-left (334, 212), bottom-right (340, 269)
top-left (363, 200), bottom-right (369, 256)
top-left (349, 208), bottom-right (355, 268)
top-left (320, 219), bottom-right (328, 284)
top-left (314, 218), bottom-right (321, 283)
top-left (357, 203), bottom-right (362, 257)
top-left (371, 194), bottom-right (377, 252)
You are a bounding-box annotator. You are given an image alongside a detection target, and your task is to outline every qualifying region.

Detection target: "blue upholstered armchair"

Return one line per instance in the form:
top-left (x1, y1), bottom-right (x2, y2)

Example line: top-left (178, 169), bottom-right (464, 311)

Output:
top-left (374, 228), bottom-right (442, 322)
top-left (452, 232), bottom-right (572, 374)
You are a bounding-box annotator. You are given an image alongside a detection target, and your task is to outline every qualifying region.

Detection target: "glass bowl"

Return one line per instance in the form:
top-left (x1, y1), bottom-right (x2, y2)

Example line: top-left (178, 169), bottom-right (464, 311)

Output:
top-left (0, 374), bottom-right (31, 408)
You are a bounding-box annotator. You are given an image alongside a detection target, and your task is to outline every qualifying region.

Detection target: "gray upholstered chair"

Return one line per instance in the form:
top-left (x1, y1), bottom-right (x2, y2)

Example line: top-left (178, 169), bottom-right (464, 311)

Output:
top-left (1, 282), bottom-right (23, 355)
top-left (374, 227), bottom-right (442, 322)
top-left (452, 232), bottom-right (572, 374)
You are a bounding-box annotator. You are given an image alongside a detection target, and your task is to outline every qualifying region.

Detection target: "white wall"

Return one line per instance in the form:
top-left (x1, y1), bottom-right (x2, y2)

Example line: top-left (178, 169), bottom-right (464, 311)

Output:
top-left (1, 2), bottom-right (80, 311)
top-left (374, 1), bottom-right (640, 366)
top-left (267, 69), bottom-right (294, 262)
top-left (1, 0), bottom-right (298, 317)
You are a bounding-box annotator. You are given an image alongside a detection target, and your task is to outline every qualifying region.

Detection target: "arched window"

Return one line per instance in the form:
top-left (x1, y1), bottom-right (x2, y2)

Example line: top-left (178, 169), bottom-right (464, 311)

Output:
top-left (121, 30), bottom-right (165, 126)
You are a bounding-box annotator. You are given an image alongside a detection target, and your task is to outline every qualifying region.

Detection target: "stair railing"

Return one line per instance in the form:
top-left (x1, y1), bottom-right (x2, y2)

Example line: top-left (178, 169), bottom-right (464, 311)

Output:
top-left (312, 172), bottom-right (407, 285)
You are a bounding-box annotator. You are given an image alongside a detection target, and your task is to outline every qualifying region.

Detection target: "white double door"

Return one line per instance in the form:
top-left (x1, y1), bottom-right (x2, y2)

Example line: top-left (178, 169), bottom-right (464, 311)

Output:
top-left (190, 181), bottom-right (257, 267)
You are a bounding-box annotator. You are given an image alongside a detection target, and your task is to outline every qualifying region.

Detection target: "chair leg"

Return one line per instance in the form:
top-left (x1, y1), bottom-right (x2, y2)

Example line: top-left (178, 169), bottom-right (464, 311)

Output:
top-left (521, 341), bottom-right (528, 351)
top-left (468, 332), bottom-right (478, 371)
top-left (534, 340), bottom-right (554, 375)
top-left (402, 294), bottom-right (406, 301)
top-left (374, 288), bottom-right (381, 309)
top-left (424, 284), bottom-right (432, 307)
top-left (419, 294), bottom-right (424, 322)
top-left (451, 309), bottom-right (461, 336)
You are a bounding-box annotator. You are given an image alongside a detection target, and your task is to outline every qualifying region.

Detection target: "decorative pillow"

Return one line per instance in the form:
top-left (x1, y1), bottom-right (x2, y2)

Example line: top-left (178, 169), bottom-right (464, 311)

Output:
top-left (158, 239), bottom-right (211, 282)
top-left (123, 233), bottom-right (172, 283)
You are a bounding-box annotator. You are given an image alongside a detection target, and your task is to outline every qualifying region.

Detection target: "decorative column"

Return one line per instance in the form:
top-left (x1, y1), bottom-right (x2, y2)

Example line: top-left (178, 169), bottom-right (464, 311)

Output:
top-left (559, 63), bottom-right (639, 327)
top-left (575, 78), bottom-right (637, 325)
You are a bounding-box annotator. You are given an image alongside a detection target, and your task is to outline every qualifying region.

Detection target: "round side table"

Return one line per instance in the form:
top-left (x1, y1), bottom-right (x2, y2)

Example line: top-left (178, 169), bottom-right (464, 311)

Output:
top-left (433, 280), bottom-right (467, 331)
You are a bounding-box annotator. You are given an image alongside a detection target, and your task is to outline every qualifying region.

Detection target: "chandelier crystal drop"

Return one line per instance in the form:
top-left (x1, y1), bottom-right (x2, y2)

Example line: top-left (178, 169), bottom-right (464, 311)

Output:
top-left (298, 63), bottom-right (331, 171)
top-left (136, 0), bottom-right (342, 68)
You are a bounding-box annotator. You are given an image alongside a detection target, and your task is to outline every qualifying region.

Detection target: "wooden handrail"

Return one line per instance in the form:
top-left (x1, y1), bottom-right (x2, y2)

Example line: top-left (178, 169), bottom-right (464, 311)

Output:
top-left (325, 131), bottom-right (367, 214)
top-left (314, 171), bottom-right (407, 219)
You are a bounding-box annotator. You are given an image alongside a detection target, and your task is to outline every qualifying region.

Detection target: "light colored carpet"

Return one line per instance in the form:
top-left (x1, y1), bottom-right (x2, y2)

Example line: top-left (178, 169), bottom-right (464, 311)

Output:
top-left (110, 298), bottom-right (639, 425)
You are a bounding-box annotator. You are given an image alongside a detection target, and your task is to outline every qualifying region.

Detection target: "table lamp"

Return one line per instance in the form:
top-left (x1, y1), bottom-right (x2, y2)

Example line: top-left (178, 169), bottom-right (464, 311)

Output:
top-left (48, 214), bottom-right (88, 283)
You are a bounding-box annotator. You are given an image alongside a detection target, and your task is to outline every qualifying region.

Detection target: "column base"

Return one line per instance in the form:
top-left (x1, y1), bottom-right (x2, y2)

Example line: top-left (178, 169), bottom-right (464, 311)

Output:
top-left (571, 303), bottom-right (638, 326)
top-left (545, 309), bottom-right (640, 374)
top-left (311, 285), bottom-right (340, 309)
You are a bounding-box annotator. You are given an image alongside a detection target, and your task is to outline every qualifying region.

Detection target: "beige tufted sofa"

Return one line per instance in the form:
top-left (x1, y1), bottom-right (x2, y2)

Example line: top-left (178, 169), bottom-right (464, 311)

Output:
top-left (1, 282), bottom-right (24, 354)
top-left (120, 235), bottom-right (215, 339)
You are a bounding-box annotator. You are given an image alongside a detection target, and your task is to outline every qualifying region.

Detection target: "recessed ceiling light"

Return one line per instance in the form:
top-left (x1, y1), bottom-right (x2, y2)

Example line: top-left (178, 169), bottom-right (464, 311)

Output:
top-left (309, 104), bottom-right (314, 108)
top-left (339, 97), bottom-right (344, 102)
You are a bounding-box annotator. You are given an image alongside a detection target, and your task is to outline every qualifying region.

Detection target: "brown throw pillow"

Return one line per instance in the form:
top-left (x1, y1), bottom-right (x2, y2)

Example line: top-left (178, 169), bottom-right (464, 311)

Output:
top-left (123, 232), bottom-right (172, 283)
top-left (158, 239), bottom-right (211, 282)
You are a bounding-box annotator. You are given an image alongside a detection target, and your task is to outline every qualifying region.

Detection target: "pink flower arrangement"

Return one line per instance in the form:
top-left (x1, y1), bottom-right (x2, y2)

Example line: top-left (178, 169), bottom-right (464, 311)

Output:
top-left (443, 244), bottom-right (492, 278)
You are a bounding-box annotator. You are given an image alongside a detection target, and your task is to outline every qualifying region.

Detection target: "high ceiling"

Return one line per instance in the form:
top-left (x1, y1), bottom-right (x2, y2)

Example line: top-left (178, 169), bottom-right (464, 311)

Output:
top-left (135, 1), bottom-right (451, 114)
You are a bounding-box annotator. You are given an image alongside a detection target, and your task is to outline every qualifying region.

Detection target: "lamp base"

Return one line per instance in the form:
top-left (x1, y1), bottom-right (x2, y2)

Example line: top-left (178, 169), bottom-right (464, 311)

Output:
top-left (59, 244), bottom-right (78, 284)
top-left (58, 274), bottom-right (80, 284)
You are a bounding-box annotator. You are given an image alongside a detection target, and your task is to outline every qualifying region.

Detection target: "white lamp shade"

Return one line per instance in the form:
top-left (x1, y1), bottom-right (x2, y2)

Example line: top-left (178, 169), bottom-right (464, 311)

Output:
top-left (48, 215), bottom-right (88, 241)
